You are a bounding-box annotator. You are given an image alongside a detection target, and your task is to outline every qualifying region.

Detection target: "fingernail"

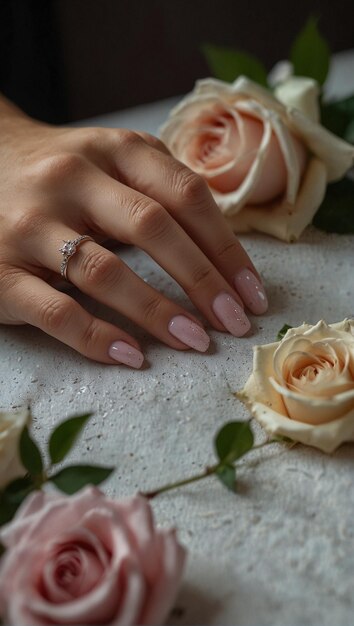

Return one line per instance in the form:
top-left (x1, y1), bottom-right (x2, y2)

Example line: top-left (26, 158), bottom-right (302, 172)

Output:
top-left (109, 341), bottom-right (144, 369)
top-left (212, 292), bottom-right (251, 336)
top-left (234, 268), bottom-right (268, 315)
top-left (168, 315), bottom-right (210, 352)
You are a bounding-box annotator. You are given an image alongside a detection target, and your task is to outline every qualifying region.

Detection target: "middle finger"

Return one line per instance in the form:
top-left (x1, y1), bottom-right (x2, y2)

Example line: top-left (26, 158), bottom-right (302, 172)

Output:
top-left (85, 173), bottom-right (251, 337)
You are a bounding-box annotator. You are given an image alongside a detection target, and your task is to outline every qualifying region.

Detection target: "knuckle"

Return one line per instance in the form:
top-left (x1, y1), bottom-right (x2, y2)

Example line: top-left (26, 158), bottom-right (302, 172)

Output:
top-left (128, 197), bottom-right (167, 240)
top-left (81, 249), bottom-right (123, 288)
top-left (187, 264), bottom-right (215, 294)
top-left (78, 127), bottom-right (106, 150)
top-left (0, 264), bottom-right (23, 293)
top-left (37, 295), bottom-right (74, 332)
top-left (117, 129), bottom-right (142, 151)
top-left (141, 295), bottom-right (163, 324)
top-left (173, 168), bottom-right (208, 206)
top-left (11, 208), bottom-right (46, 239)
top-left (80, 316), bottom-right (102, 352)
top-left (215, 237), bottom-right (240, 260)
top-left (31, 153), bottom-right (86, 187)
top-left (139, 131), bottom-right (165, 151)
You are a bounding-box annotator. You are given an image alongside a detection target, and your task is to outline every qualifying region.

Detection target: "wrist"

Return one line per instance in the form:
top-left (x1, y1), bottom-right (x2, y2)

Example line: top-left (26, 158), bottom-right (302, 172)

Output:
top-left (0, 94), bottom-right (48, 136)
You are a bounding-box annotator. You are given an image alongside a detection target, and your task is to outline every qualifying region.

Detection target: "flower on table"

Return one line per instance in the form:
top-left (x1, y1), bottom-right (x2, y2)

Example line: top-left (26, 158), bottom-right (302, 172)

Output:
top-left (0, 486), bottom-right (186, 626)
top-left (160, 76), bottom-right (354, 242)
top-left (237, 319), bottom-right (354, 453)
top-left (0, 407), bottom-right (29, 489)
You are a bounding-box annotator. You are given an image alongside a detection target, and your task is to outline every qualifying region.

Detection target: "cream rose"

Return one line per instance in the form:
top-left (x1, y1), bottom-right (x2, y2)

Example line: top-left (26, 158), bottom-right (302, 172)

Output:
top-left (160, 76), bottom-right (354, 242)
top-left (238, 320), bottom-right (354, 453)
top-left (0, 486), bottom-right (186, 625)
top-left (0, 408), bottom-right (28, 489)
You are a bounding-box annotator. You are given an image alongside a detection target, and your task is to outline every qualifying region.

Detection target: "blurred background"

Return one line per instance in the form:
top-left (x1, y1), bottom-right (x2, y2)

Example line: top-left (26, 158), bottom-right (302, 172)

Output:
top-left (0, 0), bottom-right (353, 124)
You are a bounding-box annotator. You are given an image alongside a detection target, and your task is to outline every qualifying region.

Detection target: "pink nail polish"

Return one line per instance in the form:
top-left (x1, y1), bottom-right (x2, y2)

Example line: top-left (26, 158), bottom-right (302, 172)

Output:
top-left (212, 292), bottom-right (251, 337)
top-left (168, 315), bottom-right (210, 352)
top-left (109, 341), bottom-right (144, 369)
top-left (234, 268), bottom-right (268, 315)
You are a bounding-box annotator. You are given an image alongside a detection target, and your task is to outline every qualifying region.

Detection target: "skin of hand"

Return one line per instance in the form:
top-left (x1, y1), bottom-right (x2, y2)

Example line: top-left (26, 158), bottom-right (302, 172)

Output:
top-left (0, 95), bottom-right (268, 368)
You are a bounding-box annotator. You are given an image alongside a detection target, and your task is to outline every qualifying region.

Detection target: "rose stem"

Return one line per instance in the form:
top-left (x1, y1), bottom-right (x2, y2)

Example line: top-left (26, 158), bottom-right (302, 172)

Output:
top-left (141, 439), bottom-right (276, 500)
top-left (141, 463), bottom-right (220, 500)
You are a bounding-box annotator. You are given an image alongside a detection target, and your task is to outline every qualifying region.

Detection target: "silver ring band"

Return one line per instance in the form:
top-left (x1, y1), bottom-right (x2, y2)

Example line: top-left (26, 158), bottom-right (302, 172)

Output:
top-left (59, 235), bottom-right (94, 280)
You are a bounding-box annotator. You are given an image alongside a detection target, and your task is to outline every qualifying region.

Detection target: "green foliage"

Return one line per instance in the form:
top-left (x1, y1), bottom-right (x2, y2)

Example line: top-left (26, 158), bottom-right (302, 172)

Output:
top-left (321, 95), bottom-right (354, 142)
top-left (290, 16), bottom-right (330, 86)
top-left (202, 45), bottom-right (268, 85)
top-left (215, 421), bottom-right (254, 465)
top-left (49, 413), bottom-right (92, 464)
top-left (19, 426), bottom-right (43, 476)
top-left (216, 464), bottom-right (236, 492)
top-left (276, 324), bottom-right (293, 341)
top-left (0, 476), bottom-right (35, 526)
top-left (313, 178), bottom-right (354, 234)
top-left (50, 465), bottom-right (114, 495)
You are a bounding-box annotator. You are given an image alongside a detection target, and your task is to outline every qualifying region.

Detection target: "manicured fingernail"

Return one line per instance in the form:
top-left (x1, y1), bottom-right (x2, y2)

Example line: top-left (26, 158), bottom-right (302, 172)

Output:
top-left (212, 292), bottom-right (251, 336)
top-left (168, 315), bottom-right (210, 352)
top-left (108, 341), bottom-right (144, 369)
top-left (234, 268), bottom-right (268, 315)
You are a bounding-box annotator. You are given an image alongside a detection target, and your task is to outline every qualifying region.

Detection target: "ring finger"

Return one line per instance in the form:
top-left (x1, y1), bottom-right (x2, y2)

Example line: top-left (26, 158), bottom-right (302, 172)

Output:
top-left (29, 226), bottom-right (212, 353)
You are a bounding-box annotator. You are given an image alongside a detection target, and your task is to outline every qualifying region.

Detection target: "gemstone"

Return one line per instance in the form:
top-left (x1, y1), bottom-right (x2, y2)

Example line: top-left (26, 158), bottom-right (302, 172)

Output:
top-left (61, 241), bottom-right (76, 255)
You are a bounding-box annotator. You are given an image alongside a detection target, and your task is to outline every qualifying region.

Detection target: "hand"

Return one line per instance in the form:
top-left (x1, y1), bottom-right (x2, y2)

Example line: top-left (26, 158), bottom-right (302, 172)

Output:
top-left (0, 98), bottom-right (268, 368)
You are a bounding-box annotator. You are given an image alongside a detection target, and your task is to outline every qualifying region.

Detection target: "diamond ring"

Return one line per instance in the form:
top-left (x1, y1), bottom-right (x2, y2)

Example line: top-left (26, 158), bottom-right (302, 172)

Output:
top-left (59, 235), bottom-right (94, 280)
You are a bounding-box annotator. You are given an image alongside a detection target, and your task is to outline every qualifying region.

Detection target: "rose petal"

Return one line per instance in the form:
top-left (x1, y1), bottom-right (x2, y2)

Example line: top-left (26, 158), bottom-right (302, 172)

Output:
top-left (248, 399), bottom-right (354, 453)
top-left (275, 76), bottom-right (320, 123)
top-left (140, 531), bottom-right (186, 625)
top-left (226, 156), bottom-right (327, 241)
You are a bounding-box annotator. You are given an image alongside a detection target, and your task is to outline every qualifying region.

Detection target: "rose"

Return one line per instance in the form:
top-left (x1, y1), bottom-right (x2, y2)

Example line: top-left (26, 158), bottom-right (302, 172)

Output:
top-left (238, 320), bottom-right (354, 453)
top-left (0, 486), bottom-right (186, 626)
top-left (0, 408), bottom-right (28, 489)
top-left (160, 76), bottom-right (354, 242)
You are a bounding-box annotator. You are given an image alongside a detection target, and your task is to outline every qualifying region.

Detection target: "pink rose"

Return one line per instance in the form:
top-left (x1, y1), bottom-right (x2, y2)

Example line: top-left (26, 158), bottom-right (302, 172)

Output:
top-left (161, 77), bottom-right (354, 241)
top-left (0, 487), bottom-right (186, 626)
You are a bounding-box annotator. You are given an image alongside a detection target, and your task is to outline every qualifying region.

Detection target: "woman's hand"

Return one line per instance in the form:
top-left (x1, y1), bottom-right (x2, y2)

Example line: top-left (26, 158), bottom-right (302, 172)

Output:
top-left (0, 96), bottom-right (268, 368)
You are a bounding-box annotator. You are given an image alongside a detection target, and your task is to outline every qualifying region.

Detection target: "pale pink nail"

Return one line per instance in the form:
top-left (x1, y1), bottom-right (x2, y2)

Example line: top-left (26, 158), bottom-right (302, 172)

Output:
top-left (168, 315), bottom-right (210, 352)
top-left (212, 292), bottom-right (251, 337)
top-left (234, 268), bottom-right (268, 315)
top-left (109, 341), bottom-right (144, 369)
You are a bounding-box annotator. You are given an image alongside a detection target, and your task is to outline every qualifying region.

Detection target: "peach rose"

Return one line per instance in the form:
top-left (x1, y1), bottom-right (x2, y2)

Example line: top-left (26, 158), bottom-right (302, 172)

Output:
top-left (238, 320), bottom-right (354, 453)
top-left (0, 408), bottom-right (29, 489)
top-left (160, 76), bottom-right (354, 241)
top-left (0, 486), bottom-right (186, 626)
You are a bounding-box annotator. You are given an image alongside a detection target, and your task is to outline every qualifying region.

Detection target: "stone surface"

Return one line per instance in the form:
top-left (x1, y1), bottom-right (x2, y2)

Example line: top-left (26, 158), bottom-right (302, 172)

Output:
top-left (1, 229), bottom-right (353, 625)
top-left (1, 51), bottom-right (354, 626)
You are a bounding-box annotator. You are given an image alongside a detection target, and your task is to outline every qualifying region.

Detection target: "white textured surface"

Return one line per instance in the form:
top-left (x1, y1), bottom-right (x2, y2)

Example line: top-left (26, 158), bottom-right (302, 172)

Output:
top-left (1, 230), bottom-right (354, 625)
top-left (2, 53), bottom-right (354, 626)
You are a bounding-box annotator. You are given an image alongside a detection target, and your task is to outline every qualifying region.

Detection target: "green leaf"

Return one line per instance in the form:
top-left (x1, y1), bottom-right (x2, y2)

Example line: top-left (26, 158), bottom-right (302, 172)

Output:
top-left (49, 413), bottom-right (93, 464)
top-left (19, 426), bottom-right (43, 476)
top-left (215, 421), bottom-right (254, 465)
top-left (320, 95), bottom-right (354, 141)
top-left (290, 17), bottom-right (330, 86)
top-left (49, 464), bottom-right (114, 495)
top-left (276, 324), bottom-right (293, 341)
top-left (3, 475), bottom-right (35, 504)
top-left (216, 464), bottom-right (236, 492)
top-left (313, 178), bottom-right (354, 234)
top-left (202, 44), bottom-right (268, 86)
top-left (345, 119), bottom-right (354, 144)
top-left (0, 497), bottom-right (18, 526)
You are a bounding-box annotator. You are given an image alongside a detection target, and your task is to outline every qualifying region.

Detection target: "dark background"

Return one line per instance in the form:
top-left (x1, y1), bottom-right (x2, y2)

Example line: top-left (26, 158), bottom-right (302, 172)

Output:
top-left (0, 0), bottom-right (353, 124)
